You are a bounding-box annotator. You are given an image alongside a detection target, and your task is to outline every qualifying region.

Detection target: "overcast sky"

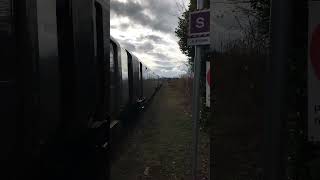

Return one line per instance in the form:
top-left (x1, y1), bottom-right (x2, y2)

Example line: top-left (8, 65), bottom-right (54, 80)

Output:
top-left (110, 0), bottom-right (189, 78)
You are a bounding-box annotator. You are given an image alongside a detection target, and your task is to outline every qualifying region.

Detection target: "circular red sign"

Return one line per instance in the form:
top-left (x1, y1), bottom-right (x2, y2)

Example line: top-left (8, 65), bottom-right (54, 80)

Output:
top-left (207, 68), bottom-right (211, 86)
top-left (310, 24), bottom-right (320, 80)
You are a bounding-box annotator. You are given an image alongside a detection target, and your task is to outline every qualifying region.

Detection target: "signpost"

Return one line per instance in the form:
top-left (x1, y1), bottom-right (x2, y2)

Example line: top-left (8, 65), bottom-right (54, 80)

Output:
top-left (189, 1), bottom-right (209, 180)
top-left (309, 1), bottom-right (320, 142)
top-left (206, 61), bottom-right (210, 107)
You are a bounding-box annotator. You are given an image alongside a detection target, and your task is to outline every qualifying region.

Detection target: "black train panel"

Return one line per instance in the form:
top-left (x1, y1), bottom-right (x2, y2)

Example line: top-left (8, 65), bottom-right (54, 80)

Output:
top-left (1, 0), bottom-right (110, 179)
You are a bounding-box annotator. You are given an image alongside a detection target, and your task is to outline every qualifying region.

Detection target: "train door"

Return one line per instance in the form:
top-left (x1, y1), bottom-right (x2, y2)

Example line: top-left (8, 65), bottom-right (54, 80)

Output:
top-left (130, 55), bottom-right (140, 103)
top-left (93, 1), bottom-right (111, 125)
top-left (57, 0), bottom-right (110, 179)
top-left (92, 1), bottom-right (110, 179)
top-left (110, 40), bottom-right (119, 120)
top-left (1, 0), bottom-right (24, 178)
top-left (127, 51), bottom-right (134, 104)
top-left (37, 0), bottom-right (61, 149)
top-left (119, 48), bottom-right (129, 109)
top-left (0, 0), bottom-right (61, 178)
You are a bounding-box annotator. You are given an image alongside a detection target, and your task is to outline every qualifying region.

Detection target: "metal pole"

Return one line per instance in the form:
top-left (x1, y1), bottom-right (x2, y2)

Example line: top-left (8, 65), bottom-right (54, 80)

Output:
top-left (263, 0), bottom-right (292, 179)
top-left (192, 0), bottom-right (203, 179)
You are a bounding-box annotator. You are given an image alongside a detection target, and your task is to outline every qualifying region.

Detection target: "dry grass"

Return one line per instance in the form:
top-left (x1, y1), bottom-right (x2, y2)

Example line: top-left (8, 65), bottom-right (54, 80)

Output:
top-left (169, 78), bottom-right (210, 180)
top-left (173, 75), bottom-right (193, 115)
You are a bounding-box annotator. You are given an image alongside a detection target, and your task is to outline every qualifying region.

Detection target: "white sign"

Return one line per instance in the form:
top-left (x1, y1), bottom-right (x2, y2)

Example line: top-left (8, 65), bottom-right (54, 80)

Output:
top-left (206, 61), bottom-right (210, 107)
top-left (187, 36), bottom-right (210, 46)
top-left (308, 1), bottom-right (320, 142)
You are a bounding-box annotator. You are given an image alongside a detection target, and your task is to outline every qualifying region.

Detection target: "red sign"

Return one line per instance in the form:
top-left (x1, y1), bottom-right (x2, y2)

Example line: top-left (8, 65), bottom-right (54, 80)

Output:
top-left (310, 24), bottom-right (320, 80)
top-left (207, 68), bottom-right (211, 86)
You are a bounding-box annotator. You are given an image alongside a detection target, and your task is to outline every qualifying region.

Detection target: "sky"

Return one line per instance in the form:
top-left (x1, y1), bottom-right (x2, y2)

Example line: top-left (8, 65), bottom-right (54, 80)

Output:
top-left (110, 0), bottom-right (190, 78)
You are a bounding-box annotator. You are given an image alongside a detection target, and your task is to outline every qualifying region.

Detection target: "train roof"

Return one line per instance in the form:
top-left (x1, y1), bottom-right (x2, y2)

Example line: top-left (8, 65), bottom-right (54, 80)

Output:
top-left (110, 36), bottom-right (120, 48)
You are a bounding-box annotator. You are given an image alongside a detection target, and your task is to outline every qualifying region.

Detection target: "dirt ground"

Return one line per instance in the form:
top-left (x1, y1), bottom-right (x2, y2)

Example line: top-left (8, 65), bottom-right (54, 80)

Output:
top-left (110, 80), bottom-right (209, 180)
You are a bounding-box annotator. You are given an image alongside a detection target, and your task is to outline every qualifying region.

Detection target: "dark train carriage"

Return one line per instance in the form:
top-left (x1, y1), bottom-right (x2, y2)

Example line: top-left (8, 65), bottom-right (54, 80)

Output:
top-left (141, 63), bottom-right (153, 101)
top-left (152, 73), bottom-right (158, 92)
top-left (109, 37), bottom-right (122, 122)
top-left (153, 73), bottom-right (159, 90)
top-left (1, 0), bottom-right (110, 179)
top-left (128, 52), bottom-right (143, 104)
top-left (156, 75), bottom-right (162, 89)
top-left (119, 47), bottom-right (130, 109)
top-left (110, 37), bottom-right (161, 119)
top-left (110, 37), bottom-right (137, 127)
top-left (140, 63), bottom-right (161, 102)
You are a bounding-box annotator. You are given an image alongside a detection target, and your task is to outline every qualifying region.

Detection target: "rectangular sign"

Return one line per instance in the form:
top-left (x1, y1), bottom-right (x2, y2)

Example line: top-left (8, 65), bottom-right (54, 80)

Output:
top-left (308, 1), bottom-right (320, 142)
top-left (189, 9), bottom-right (210, 36)
top-left (206, 61), bottom-right (210, 107)
top-left (187, 36), bottom-right (210, 46)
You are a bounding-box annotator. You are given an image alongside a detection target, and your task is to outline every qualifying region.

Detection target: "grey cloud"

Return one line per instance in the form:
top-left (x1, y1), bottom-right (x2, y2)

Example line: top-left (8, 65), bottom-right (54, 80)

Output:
top-left (110, 0), bottom-right (186, 77)
top-left (175, 63), bottom-right (188, 71)
top-left (110, 0), bottom-right (176, 33)
top-left (155, 65), bottom-right (174, 71)
top-left (114, 38), bottom-right (182, 76)
top-left (138, 42), bottom-right (154, 52)
top-left (111, 0), bottom-right (145, 16)
top-left (156, 68), bottom-right (185, 78)
top-left (120, 23), bottom-right (130, 30)
top-left (137, 35), bottom-right (165, 43)
top-left (148, 52), bottom-right (170, 61)
top-left (117, 39), bottom-right (172, 65)
top-left (111, 1), bottom-right (154, 29)
top-left (146, 35), bottom-right (163, 42)
top-left (153, 60), bottom-right (173, 66)
top-left (118, 40), bottom-right (137, 52)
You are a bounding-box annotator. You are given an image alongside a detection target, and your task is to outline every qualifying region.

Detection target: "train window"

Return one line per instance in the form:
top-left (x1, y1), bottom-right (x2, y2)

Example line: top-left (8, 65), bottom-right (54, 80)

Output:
top-left (109, 42), bottom-right (116, 117)
top-left (121, 48), bottom-right (128, 80)
top-left (110, 43), bottom-right (115, 82)
top-left (120, 48), bottom-right (129, 105)
top-left (94, 2), bottom-right (104, 81)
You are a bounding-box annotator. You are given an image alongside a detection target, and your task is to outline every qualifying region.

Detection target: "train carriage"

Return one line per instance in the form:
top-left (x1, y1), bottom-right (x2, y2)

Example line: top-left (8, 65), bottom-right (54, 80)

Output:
top-left (1, 0), bottom-right (161, 179)
top-left (1, 0), bottom-right (110, 179)
top-left (140, 63), bottom-right (161, 102)
top-left (110, 36), bottom-right (161, 115)
top-left (128, 52), bottom-right (143, 105)
top-left (110, 37), bottom-right (144, 128)
top-left (141, 63), bottom-right (153, 101)
top-left (109, 37), bottom-right (162, 120)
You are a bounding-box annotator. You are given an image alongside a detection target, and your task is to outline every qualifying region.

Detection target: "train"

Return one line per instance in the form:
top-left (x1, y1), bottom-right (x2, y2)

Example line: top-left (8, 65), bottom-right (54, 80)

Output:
top-left (1, 0), bottom-right (161, 179)
top-left (110, 36), bottom-right (161, 136)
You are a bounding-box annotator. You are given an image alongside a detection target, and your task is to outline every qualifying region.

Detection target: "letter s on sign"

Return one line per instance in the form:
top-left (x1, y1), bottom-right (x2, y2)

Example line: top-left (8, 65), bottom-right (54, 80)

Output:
top-left (195, 17), bottom-right (205, 28)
